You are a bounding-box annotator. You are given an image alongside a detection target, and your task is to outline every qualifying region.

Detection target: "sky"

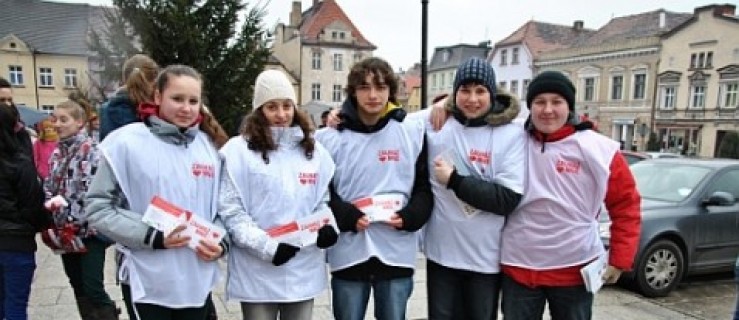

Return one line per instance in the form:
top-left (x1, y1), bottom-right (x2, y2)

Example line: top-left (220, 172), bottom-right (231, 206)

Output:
top-left (57, 0), bottom-right (714, 71)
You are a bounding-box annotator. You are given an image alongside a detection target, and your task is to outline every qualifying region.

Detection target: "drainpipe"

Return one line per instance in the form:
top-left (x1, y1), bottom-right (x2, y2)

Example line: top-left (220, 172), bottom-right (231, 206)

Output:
top-left (649, 58), bottom-right (660, 151)
top-left (32, 48), bottom-right (40, 109)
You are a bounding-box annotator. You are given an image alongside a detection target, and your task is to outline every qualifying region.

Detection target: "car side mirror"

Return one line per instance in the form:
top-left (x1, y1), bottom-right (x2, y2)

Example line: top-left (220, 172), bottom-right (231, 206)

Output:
top-left (702, 191), bottom-right (735, 206)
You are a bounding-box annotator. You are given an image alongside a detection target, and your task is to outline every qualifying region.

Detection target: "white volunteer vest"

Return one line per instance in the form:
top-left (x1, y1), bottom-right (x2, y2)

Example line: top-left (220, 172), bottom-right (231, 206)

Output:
top-left (100, 123), bottom-right (221, 307)
top-left (219, 135), bottom-right (336, 302)
top-left (315, 119), bottom-right (425, 271)
top-left (501, 130), bottom-right (618, 269)
top-left (422, 118), bottom-right (526, 273)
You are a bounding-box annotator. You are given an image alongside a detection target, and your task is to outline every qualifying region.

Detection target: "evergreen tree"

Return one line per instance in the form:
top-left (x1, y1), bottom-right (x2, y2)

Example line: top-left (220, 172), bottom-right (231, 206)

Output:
top-left (95, 0), bottom-right (271, 134)
top-left (717, 131), bottom-right (739, 159)
top-left (88, 7), bottom-right (141, 103)
top-left (646, 131), bottom-right (661, 152)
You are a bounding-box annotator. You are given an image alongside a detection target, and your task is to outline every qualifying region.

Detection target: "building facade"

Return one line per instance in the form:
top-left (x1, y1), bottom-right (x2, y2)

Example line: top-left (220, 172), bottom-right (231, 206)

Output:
top-left (536, 10), bottom-right (692, 151)
top-left (491, 20), bottom-right (592, 121)
top-left (0, 0), bottom-right (99, 112)
top-left (271, 0), bottom-right (375, 108)
top-left (656, 4), bottom-right (739, 157)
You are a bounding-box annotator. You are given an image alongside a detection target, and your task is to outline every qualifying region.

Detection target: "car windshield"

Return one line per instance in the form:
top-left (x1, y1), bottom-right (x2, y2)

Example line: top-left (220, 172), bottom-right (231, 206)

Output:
top-left (630, 162), bottom-right (712, 202)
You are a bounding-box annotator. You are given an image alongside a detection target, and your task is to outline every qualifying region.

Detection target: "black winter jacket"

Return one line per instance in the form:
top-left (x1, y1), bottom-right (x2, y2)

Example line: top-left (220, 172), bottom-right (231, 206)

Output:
top-left (0, 153), bottom-right (51, 252)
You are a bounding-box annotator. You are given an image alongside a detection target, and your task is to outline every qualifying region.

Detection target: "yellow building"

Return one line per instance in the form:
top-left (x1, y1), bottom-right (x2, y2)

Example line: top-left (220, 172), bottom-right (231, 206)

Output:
top-left (0, 0), bottom-right (99, 113)
top-left (656, 4), bottom-right (739, 157)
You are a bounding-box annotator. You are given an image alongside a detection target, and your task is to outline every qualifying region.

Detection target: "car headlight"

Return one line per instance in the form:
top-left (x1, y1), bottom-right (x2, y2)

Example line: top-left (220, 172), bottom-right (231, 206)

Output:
top-left (599, 221), bottom-right (611, 239)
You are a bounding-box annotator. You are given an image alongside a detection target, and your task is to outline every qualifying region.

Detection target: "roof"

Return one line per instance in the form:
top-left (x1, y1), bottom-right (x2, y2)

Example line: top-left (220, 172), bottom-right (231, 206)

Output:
top-left (572, 9), bottom-right (692, 47)
top-left (0, 0), bottom-right (94, 55)
top-left (299, 0), bottom-right (375, 49)
top-left (428, 44), bottom-right (490, 71)
top-left (404, 75), bottom-right (421, 89)
top-left (495, 20), bottom-right (594, 57)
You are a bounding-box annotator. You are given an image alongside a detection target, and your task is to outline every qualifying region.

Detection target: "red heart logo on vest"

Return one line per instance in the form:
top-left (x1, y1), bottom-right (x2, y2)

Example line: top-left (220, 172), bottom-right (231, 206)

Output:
top-left (300, 178), bottom-right (307, 184)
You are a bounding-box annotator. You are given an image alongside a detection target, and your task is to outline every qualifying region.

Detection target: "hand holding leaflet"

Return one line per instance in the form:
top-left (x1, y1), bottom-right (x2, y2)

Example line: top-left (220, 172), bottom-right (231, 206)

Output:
top-left (352, 194), bottom-right (404, 223)
top-left (142, 196), bottom-right (226, 250)
top-left (581, 252), bottom-right (608, 293)
top-left (266, 210), bottom-right (336, 248)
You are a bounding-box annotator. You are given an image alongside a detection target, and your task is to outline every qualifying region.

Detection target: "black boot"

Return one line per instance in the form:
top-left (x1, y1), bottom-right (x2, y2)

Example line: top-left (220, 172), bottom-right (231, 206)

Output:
top-left (75, 297), bottom-right (96, 320)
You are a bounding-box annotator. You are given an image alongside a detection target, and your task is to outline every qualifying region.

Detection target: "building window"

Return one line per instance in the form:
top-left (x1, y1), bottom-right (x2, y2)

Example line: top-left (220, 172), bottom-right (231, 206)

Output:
top-left (64, 68), bottom-right (77, 88)
top-left (500, 49), bottom-right (507, 66)
top-left (659, 86), bottom-right (676, 110)
top-left (440, 73), bottom-right (446, 89)
top-left (333, 53), bottom-right (343, 71)
top-left (522, 79), bottom-right (530, 100)
top-left (353, 53), bottom-right (362, 63)
top-left (39, 67), bottom-right (53, 87)
top-left (41, 105), bottom-right (55, 113)
top-left (689, 85), bottom-right (705, 108)
top-left (8, 65), bottom-right (23, 85)
top-left (720, 82), bottom-right (738, 108)
top-left (332, 84), bottom-right (342, 102)
top-left (583, 77), bottom-right (595, 101)
top-left (510, 80), bottom-right (519, 96)
top-left (499, 81), bottom-right (507, 91)
top-left (432, 74), bottom-right (438, 90)
top-left (311, 83), bottom-right (321, 101)
top-left (690, 51), bottom-right (714, 69)
top-left (610, 75), bottom-right (623, 100)
top-left (312, 52), bottom-right (321, 70)
top-left (633, 73), bottom-right (646, 100)
top-left (512, 48), bottom-right (519, 65)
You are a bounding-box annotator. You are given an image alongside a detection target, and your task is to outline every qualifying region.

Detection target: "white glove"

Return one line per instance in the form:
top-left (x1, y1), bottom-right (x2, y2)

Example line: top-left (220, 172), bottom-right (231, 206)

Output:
top-left (602, 265), bottom-right (623, 284)
top-left (44, 195), bottom-right (69, 211)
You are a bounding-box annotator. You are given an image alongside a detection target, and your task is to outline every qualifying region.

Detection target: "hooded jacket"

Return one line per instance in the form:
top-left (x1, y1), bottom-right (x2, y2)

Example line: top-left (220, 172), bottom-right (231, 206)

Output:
top-left (99, 88), bottom-right (138, 141)
top-left (438, 89), bottom-right (524, 215)
top-left (319, 97), bottom-right (434, 280)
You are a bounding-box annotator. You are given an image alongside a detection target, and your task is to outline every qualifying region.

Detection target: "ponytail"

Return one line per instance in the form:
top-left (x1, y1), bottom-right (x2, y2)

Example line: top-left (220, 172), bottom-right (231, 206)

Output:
top-left (200, 106), bottom-right (228, 149)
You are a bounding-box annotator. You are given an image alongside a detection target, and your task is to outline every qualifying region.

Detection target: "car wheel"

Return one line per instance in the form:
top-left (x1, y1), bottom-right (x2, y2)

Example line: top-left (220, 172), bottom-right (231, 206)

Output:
top-left (634, 239), bottom-right (685, 297)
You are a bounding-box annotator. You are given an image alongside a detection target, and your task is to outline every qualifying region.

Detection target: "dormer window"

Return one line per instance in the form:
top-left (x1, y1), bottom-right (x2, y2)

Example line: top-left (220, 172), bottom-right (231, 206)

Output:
top-left (9, 42), bottom-right (16, 49)
top-left (442, 50), bottom-right (450, 62)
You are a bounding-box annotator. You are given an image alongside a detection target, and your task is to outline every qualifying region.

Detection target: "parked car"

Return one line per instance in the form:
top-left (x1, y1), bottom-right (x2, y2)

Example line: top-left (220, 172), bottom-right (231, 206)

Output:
top-left (621, 150), bottom-right (650, 165)
top-left (645, 152), bottom-right (683, 159)
top-left (599, 158), bottom-right (739, 297)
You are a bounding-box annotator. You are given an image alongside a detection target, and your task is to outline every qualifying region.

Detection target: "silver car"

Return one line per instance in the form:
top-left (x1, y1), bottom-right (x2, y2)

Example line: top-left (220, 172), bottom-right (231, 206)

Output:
top-left (600, 158), bottom-right (739, 297)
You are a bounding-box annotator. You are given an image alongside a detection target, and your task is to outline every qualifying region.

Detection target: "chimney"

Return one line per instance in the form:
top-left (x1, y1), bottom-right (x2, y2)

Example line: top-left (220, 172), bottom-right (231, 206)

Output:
top-left (714, 4), bottom-right (736, 17)
top-left (659, 11), bottom-right (666, 28)
top-left (573, 20), bottom-right (584, 31)
top-left (290, 1), bottom-right (301, 27)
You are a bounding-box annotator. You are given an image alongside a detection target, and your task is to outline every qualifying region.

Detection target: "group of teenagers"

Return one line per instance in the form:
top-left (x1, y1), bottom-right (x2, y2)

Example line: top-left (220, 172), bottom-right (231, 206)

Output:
top-left (0, 52), bottom-right (644, 320)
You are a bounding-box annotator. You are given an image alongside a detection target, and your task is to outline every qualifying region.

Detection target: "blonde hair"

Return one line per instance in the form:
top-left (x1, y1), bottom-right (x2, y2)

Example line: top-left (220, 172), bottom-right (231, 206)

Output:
top-left (55, 100), bottom-right (87, 122)
top-left (122, 54), bottom-right (159, 106)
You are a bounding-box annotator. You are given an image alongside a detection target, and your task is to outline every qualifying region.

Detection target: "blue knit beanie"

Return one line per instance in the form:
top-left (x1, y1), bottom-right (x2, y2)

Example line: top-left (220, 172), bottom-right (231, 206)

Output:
top-left (453, 57), bottom-right (496, 103)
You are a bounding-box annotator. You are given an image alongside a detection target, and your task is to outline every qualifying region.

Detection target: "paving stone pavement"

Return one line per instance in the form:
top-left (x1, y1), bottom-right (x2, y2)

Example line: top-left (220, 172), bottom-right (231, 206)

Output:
top-left (29, 243), bottom-right (709, 320)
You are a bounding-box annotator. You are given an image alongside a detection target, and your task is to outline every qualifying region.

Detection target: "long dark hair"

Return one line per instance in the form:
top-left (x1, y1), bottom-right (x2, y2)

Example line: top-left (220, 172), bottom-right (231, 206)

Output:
top-left (240, 106), bottom-right (315, 164)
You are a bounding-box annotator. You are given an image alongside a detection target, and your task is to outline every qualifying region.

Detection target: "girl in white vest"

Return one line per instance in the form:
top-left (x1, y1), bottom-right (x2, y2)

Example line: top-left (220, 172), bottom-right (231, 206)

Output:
top-left (85, 65), bottom-right (230, 320)
top-left (218, 69), bottom-right (337, 320)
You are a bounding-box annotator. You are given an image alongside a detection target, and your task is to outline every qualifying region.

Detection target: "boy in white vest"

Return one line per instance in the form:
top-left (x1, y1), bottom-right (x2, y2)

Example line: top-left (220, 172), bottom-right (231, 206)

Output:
top-left (408, 57), bottom-right (526, 320)
top-left (218, 69), bottom-right (337, 320)
top-left (315, 57), bottom-right (433, 320)
top-left (500, 71), bottom-right (641, 320)
top-left (85, 65), bottom-right (229, 320)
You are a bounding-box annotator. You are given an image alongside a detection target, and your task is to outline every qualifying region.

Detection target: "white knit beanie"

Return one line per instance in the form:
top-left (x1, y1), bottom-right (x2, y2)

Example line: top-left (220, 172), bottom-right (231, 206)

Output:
top-left (252, 69), bottom-right (297, 109)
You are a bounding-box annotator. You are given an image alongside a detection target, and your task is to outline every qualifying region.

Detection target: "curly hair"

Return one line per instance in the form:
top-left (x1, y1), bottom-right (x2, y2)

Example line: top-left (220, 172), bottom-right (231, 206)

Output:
top-left (240, 106), bottom-right (315, 164)
top-left (346, 57), bottom-right (399, 105)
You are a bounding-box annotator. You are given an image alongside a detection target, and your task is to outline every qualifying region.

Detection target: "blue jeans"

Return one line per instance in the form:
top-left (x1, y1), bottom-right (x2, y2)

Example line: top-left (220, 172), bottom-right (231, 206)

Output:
top-left (0, 251), bottom-right (36, 320)
top-left (502, 274), bottom-right (593, 320)
top-left (427, 259), bottom-right (501, 320)
top-left (331, 276), bottom-right (413, 320)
